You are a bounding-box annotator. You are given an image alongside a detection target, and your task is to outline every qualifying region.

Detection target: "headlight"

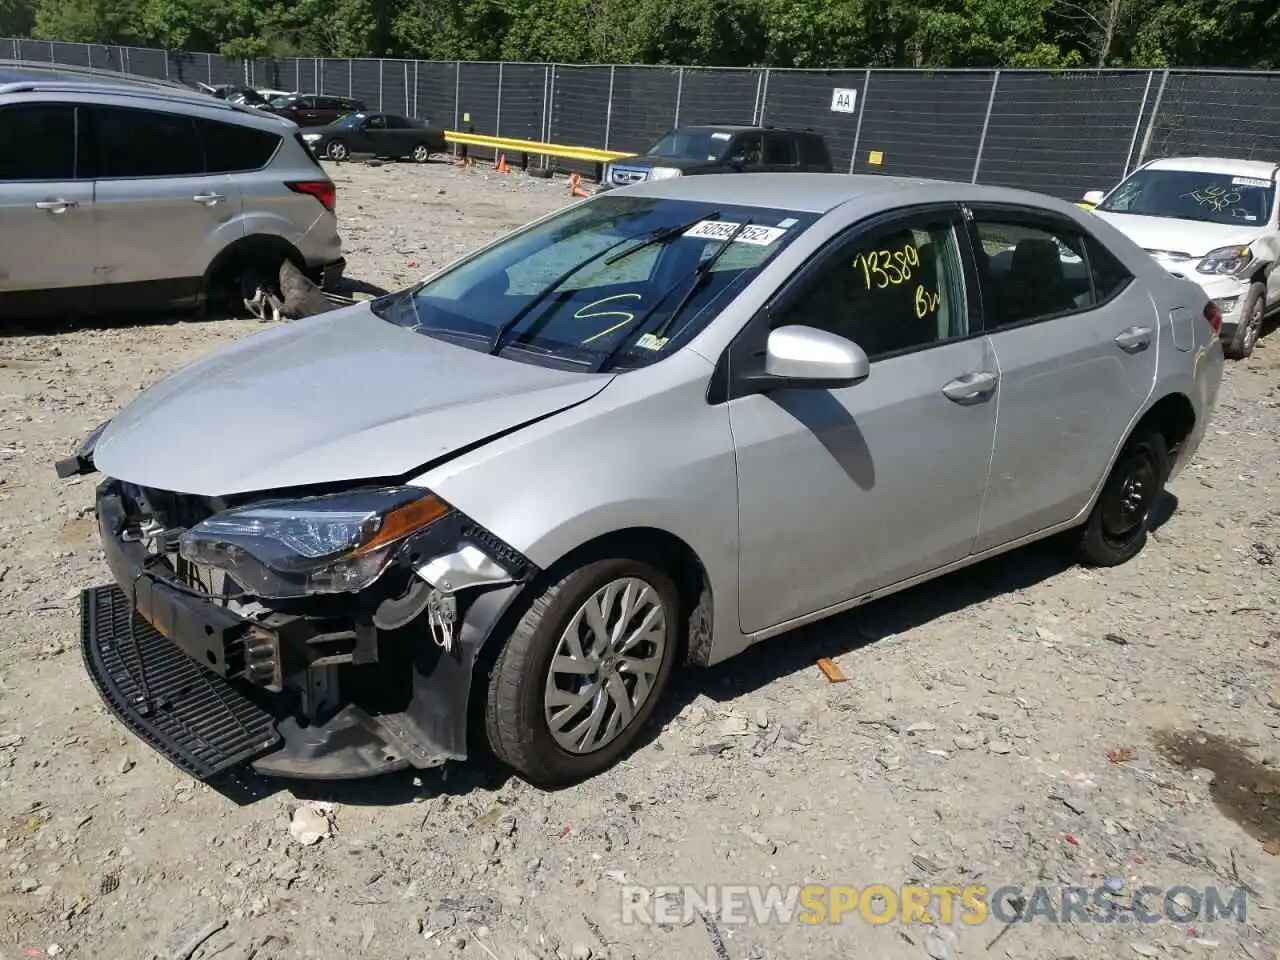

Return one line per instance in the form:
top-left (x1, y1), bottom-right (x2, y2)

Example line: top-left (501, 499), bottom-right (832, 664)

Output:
top-left (302, 133), bottom-right (322, 142)
top-left (179, 487), bottom-right (450, 599)
top-left (648, 167), bottom-right (682, 180)
top-left (1196, 245), bottom-right (1253, 276)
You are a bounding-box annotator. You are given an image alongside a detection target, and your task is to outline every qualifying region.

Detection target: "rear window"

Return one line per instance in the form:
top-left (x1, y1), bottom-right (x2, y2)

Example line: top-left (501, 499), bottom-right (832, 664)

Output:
top-left (198, 119), bottom-right (281, 172)
top-left (799, 136), bottom-right (830, 168)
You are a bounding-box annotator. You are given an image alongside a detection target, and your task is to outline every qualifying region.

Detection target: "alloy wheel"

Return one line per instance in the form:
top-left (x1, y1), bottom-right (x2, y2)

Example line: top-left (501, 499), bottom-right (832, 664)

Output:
top-left (543, 577), bottom-right (668, 754)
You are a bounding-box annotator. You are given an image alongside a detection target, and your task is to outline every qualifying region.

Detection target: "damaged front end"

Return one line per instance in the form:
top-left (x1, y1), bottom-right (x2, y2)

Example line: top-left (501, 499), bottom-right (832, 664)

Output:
top-left (79, 476), bottom-right (537, 782)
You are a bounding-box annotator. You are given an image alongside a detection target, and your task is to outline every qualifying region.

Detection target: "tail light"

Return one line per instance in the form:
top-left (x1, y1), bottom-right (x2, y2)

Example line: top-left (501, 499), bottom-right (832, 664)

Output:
top-left (286, 180), bottom-right (336, 213)
top-left (1203, 299), bottom-right (1223, 334)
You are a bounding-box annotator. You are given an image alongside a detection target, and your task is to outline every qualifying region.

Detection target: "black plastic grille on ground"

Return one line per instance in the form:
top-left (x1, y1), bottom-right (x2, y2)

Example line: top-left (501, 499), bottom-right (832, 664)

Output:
top-left (978, 72), bottom-right (1152, 199)
top-left (853, 70), bottom-right (993, 181)
top-left (761, 69), bottom-right (867, 173)
top-left (80, 584), bottom-right (281, 781)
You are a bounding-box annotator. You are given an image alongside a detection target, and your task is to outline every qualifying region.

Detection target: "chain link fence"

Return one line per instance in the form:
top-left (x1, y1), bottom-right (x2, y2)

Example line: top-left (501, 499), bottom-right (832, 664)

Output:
top-left (6, 38), bottom-right (1280, 198)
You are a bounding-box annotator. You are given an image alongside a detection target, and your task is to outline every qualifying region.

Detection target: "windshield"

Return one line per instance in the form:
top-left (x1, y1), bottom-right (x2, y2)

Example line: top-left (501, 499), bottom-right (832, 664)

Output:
top-left (269, 95), bottom-right (294, 108)
top-left (370, 195), bottom-right (816, 371)
top-left (1097, 169), bottom-right (1276, 226)
top-left (330, 113), bottom-right (363, 127)
top-left (646, 130), bottom-right (734, 162)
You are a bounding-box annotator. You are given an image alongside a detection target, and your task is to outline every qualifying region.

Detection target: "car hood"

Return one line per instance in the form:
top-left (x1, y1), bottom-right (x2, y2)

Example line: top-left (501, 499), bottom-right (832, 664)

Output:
top-left (91, 303), bottom-right (615, 497)
top-left (1090, 210), bottom-right (1264, 259)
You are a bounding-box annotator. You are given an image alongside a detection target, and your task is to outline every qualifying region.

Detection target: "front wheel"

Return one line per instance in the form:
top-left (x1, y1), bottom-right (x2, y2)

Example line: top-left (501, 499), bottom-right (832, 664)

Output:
top-left (1224, 281), bottom-right (1265, 360)
top-left (325, 139), bottom-right (349, 162)
top-left (1073, 431), bottom-right (1169, 567)
top-left (411, 143), bottom-right (432, 163)
top-left (484, 557), bottom-right (679, 786)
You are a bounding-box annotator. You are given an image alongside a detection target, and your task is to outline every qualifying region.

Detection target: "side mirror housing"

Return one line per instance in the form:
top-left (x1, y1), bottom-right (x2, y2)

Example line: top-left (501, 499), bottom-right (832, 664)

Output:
top-left (743, 324), bottom-right (869, 392)
top-left (1081, 189), bottom-right (1106, 206)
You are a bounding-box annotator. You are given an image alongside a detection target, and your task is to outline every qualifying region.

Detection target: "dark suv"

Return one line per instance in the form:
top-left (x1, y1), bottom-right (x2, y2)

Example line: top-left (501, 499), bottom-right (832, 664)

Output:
top-left (602, 125), bottom-right (833, 189)
top-left (264, 94), bottom-right (365, 127)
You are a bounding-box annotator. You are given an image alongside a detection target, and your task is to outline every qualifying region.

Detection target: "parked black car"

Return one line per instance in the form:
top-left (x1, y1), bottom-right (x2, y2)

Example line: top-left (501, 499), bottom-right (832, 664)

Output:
top-left (601, 125), bottom-right (833, 189)
top-left (264, 93), bottom-right (366, 127)
top-left (300, 111), bottom-right (448, 163)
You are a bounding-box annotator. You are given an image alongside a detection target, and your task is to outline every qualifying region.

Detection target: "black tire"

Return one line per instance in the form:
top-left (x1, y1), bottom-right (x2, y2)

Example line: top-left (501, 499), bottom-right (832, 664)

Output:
top-left (484, 556), bottom-right (679, 786)
top-left (325, 139), bottom-right (349, 162)
top-left (410, 143), bottom-right (432, 164)
top-left (1224, 280), bottom-right (1265, 360)
top-left (1074, 430), bottom-right (1169, 567)
top-left (526, 166), bottom-right (553, 179)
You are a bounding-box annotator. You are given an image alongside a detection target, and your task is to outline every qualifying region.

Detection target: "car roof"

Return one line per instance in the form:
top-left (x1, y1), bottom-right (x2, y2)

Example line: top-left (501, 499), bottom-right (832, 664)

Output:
top-left (1144, 156), bottom-right (1279, 179)
top-left (675, 124), bottom-right (816, 137)
top-left (615, 172), bottom-right (1067, 215)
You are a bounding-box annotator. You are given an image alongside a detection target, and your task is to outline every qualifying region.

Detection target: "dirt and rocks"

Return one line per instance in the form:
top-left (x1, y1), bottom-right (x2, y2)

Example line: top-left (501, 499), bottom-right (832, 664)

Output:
top-left (2, 159), bottom-right (1280, 960)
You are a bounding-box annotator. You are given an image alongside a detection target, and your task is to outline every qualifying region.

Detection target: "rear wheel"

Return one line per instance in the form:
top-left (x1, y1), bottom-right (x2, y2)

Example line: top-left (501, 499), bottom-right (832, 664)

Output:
top-left (1224, 281), bottom-right (1265, 360)
top-left (484, 557), bottom-right (679, 786)
top-left (1073, 431), bottom-right (1169, 566)
top-left (325, 139), bottom-right (349, 162)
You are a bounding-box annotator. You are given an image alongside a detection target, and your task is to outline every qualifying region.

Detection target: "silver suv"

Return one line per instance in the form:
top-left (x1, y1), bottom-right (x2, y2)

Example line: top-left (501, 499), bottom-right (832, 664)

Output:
top-left (0, 63), bottom-right (344, 319)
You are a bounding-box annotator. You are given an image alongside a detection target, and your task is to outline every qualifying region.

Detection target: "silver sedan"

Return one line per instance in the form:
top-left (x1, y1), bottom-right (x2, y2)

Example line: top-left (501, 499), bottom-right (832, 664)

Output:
top-left (68, 173), bottom-right (1224, 788)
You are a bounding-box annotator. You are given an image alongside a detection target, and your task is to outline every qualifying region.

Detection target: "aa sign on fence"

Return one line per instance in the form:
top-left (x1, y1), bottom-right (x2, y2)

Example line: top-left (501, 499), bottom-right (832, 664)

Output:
top-left (830, 88), bottom-right (857, 113)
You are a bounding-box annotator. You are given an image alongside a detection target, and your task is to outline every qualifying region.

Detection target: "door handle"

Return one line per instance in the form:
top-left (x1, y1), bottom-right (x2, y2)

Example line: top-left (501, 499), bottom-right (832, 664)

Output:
top-left (192, 193), bottom-right (226, 205)
top-left (1114, 325), bottom-right (1153, 353)
top-left (941, 370), bottom-right (999, 404)
top-left (35, 198), bottom-right (77, 213)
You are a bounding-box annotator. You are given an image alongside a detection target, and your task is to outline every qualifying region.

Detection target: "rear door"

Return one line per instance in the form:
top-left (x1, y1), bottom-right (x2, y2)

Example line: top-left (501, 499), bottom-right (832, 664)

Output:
top-left (966, 204), bottom-right (1157, 551)
top-left (83, 104), bottom-right (242, 296)
top-left (0, 101), bottom-right (98, 298)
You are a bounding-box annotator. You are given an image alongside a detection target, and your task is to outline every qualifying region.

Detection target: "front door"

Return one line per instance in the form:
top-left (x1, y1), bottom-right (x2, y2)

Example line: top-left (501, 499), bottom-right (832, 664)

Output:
top-left (730, 206), bottom-right (999, 633)
top-left (0, 103), bottom-right (98, 298)
top-left (966, 205), bottom-right (1159, 551)
top-left (82, 104), bottom-right (241, 295)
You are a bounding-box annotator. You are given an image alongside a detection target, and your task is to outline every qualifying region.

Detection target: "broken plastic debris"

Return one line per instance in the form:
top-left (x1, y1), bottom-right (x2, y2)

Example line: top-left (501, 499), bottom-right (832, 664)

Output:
top-left (1064, 834), bottom-right (1080, 846)
top-left (816, 658), bottom-right (847, 683)
top-left (289, 803), bottom-right (333, 845)
top-left (1107, 746), bottom-right (1137, 763)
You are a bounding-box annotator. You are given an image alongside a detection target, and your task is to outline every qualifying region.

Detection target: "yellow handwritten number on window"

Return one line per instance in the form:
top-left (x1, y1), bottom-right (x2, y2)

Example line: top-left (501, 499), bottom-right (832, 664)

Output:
top-left (855, 244), bottom-right (921, 290)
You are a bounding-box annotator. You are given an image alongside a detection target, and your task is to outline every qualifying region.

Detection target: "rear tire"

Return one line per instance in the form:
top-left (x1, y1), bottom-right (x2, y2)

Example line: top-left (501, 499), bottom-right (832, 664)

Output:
top-left (1224, 281), bottom-right (1265, 360)
top-left (325, 139), bottom-right (349, 162)
top-left (484, 557), bottom-right (679, 786)
top-left (1073, 430), bottom-right (1169, 567)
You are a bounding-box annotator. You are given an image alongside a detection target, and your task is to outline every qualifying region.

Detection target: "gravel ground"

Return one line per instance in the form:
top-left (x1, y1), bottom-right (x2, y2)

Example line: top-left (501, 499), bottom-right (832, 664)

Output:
top-left (2, 160), bottom-right (1279, 960)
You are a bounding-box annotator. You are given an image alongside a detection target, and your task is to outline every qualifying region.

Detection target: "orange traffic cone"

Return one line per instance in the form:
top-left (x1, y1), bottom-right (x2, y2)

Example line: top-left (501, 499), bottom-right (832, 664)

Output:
top-left (496, 153), bottom-right (510, 174)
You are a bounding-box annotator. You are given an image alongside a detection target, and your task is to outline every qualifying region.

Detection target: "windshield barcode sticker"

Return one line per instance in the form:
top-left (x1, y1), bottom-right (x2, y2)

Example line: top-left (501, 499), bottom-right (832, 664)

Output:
top-left (1232, 176), bottom-right (1272, 188)
top-left (684, 221), bottom-right (787, 245)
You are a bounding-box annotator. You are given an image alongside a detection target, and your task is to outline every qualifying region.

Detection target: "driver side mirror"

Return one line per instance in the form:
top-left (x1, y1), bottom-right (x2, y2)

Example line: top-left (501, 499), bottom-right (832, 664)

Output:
top-left (758, 325), bottom-right (869, 388)
top-left (1081, 190), bottom-right (1105, 206)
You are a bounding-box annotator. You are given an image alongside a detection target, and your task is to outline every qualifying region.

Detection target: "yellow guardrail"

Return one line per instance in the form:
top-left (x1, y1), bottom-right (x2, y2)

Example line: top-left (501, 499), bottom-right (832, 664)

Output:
top-left (444, 130), bottom-right (634, 164)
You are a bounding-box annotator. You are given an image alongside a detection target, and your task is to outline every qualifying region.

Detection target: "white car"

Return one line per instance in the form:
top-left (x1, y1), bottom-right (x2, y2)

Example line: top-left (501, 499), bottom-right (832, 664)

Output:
top-left (1082, 156), bottom-right (1279, 359)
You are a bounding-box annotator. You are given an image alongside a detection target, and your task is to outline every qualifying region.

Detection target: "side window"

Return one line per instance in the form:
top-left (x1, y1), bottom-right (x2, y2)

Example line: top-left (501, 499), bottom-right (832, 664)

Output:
top-left (365, 114), bottom-right (387, 129)
top-left (733, 133), bottom-right (763, 166)
top-left (0, 104), bottom-right (76, 181)
top-left (770, 216), bottom-right (969, 359)
top-left (293, 97), bottom-right (315, 110)
top-left (1084, 235), bottom-right (1134, 303)
top-left (197, 119), bottom-right (280, 173)
top-left (385, 115), bottom-right (412, 130)
top-left (971, 217), bottom-right (1093, 330)
top-left (764, 135), bottom-right (798, 166)
top-left (84, 106), bottom-right (204, 179)
top-left (318, 98), bottom-right (345, 112)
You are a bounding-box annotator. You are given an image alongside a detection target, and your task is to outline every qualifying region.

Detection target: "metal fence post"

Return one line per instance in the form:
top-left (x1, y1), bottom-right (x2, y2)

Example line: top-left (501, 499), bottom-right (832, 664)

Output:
top-left (604, 65), bottom-right (616, 150)
top-left (545, 65), bottom-right (558, 167)
top-left (758, 68), bottom-right (771, 125)
top-left (348, 60), bottom-right (353, 97)
top-left (541, 64), bottom-right (550, 142)
top-left (673, 66), bottom-right (684, 127)
top-left (378, 59), bottom-right (384, 110)
top-left (1121, 70), bottom-right (1156, 178)
top-left (313, 58), bottom-right (318, 94)
top-left (496, 62), bottom-right (504, 138)
top-left (404, 63), bottom-right (410, 118)
top-left (751, 70), bottom-right (763, 125)
top-left (972, 70), bottom-right (1000, 183)
top-left (84, 43), bottom-right (92, 69)
top-left (413, 61), bottom-right (419, 117)
top-left (453, 60), bottom-right (461, 130)
top-left (1135, 69), bottom-right (1170, 168)
top-left (849, 68), bottom-right (872, 173)
top-left (208, 53), bottom-right (213, 85)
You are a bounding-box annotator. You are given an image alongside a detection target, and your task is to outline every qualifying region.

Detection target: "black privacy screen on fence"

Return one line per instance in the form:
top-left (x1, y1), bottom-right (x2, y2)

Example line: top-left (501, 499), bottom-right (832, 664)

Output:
top-left (7, 38), bottom-right (1280, 197)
